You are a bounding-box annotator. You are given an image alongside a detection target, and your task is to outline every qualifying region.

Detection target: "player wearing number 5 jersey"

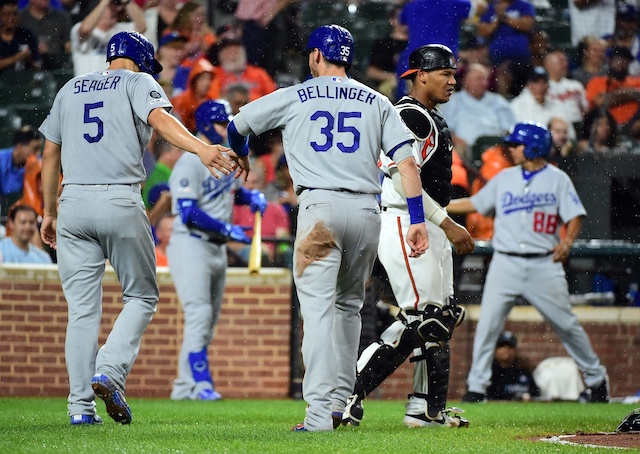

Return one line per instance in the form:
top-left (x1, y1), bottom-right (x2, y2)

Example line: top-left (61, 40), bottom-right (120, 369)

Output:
top-left (227, 24), bottom-right (429, 432)
top-left (39, 31), bottom-right (243, 426)
top-left (447, 122), bottom-right (609, 404)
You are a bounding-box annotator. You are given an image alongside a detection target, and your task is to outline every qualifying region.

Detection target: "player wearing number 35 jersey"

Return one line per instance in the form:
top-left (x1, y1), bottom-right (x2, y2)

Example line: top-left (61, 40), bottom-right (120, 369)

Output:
top-left (447, 122), bottom-right (609, 404)
top-left (227, 24), bottom-right (429, 432)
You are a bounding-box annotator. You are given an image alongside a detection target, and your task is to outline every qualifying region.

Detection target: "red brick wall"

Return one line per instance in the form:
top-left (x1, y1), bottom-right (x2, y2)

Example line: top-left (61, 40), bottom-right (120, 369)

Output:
top-left (1, 265), bottom-right (639, 401)
top-left (0, 265), bottom-right (292, 398)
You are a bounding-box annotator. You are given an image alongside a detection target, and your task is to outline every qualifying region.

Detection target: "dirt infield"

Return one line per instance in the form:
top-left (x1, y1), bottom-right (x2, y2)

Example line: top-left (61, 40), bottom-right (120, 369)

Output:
top-left (539, 432), bottom-right (640, 449)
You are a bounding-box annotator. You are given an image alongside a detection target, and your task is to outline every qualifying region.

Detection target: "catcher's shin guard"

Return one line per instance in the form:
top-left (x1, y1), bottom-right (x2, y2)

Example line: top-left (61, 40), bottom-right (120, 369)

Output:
top-left (354, 337), bottom-right (414, 399)
top-left (410, 342), bottom-right (451, 419)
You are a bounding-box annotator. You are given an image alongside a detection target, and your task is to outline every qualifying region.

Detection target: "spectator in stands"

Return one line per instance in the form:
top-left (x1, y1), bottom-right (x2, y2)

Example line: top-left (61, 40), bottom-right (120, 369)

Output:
top-left (439, 62), bottom-right (515, 160)
top-left (605, 3), bottom-right (640, 75)
top-left (235, 0), bottom-right (302, 78)
top-left (18, 0), bottom-right (71, 70)
top-left (155, 31), bottom-right (187, 95)
top-left (397, 0), bottom-right (484, 97)
top-left (70, 0), bottom-right (146, 76)
top-left (544, 49), bottom-right (588, 127)
top-left (547, 117), bottom-right (578, 165)
top-left (0, 0), bottom-right (41, 73)
top-left (169, 1), bottom-right (215, 63)
top-left (228, 166), bottom-right (290, 266)
top-left (568, 0), bottom-right (615, 48)
top-left (478, 0), bottom-right (535, 99)
top-left (585, 46), bottom-right (640, 133)
top-left (147, 0), bottom-right (182, 48)
top-left (0, 126), bottom-right (41, 219)
top-left (528, 28), bottom-right (550, 71)
top-left (365, 4), bottom-right (408, 101)
top-left (250, 129), bottom-right (283, 186)
top-left (0, 204), bottom-right (51, 264)
top-left (171, 58), bottom-right (218, 133)
top-left (577, 108), bottom-right (622, 153)
top-left (510, 67), bottom-right (574, 137)
top-left (465, 142), bottom-right (514, 239)
top-left (153, 211), bottom-right (173, 267)
top-left (487, 331), bottom-right (540, 401)
top-left (571, 35), bottom-right (607, 87)
top-left (212, 38), bottom-right (277, 102)
top-left (143, 137), bottom-right (183, 215)
top-left (223, 82), bottom-right (250, 115)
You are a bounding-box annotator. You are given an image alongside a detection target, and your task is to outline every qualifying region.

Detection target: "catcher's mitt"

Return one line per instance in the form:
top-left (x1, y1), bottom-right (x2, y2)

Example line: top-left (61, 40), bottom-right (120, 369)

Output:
top-left (616, 408), bottom-right (640, 433)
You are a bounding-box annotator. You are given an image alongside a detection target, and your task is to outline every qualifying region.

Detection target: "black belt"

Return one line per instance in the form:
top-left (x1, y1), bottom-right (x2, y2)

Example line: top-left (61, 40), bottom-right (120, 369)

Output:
top-left (296, 187), bottom-right (365, 196)
top-left (497, 251), bottom-right (552, 258)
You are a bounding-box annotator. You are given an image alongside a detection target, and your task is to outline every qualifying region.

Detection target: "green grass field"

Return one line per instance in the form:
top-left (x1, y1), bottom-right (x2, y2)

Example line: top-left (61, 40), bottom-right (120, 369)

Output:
top-left (0, 398), bottom-right (637, 453)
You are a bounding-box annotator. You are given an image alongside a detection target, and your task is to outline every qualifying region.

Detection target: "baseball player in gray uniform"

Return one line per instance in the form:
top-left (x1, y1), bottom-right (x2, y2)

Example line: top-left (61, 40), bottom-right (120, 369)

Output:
top-left (226, 24), bottom-right (429, 432)
top-left (168, 100), bottom-right (266, 401)
top-left (39, 31), bottom-right (244, 426)
top-left (342, 44), bottom-right (475, 429)
top-left (446, 122), bottom-right (609, 403)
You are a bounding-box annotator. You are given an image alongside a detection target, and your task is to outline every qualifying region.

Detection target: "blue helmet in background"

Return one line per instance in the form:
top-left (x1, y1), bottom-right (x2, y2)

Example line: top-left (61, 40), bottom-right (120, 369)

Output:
top-left (107, 31), bottom-right (162, 75)
top-left (504, 122), bottom-right (552, 159)
top-left (195, 100), bottom-right (233, 144)
top-left (304, 24), bottom-right (354, 70)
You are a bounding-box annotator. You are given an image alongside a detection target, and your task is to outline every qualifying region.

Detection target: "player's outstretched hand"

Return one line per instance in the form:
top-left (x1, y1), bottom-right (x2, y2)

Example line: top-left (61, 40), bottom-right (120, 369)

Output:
top-left (198, 144), bottom-right (235, 178)
top-left (440, 218), bottom-right (475, 255)
top-left (228, 151), bottom-right (251, 181)
top-left (40, 214), bottom-right (57, 250)
top-left (406, 223), bottom-right (429, 258)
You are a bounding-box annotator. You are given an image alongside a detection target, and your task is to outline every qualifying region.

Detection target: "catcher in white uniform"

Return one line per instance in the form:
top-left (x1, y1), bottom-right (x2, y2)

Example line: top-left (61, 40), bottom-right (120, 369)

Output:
top-left (342, 44), bottom-right (475, 429)
top-left (447, 122), bottom-right (609, 403)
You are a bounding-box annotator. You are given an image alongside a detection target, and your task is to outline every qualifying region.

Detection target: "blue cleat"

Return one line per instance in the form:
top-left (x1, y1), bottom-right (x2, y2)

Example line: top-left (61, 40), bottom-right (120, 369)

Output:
top-left (70, 414), bottom-right (103, 426)
top-left (197, 388), bottom-right (222, 401)
top-left (91, 374), bottom-right (132, 424)
top-left (291, 423), bottom-right (309, 432)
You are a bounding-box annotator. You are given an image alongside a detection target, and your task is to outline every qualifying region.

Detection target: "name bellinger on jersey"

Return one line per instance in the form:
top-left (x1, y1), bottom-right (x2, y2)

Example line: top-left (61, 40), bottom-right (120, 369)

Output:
top-left (297, 81), bottom-right (376, 105)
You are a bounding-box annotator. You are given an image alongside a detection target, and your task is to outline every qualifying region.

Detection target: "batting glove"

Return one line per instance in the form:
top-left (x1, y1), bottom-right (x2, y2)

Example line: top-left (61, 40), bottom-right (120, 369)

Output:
top-left (227, 224), bottom-right (252, 244)
top-left (250, 191), bottom-right (268, 216)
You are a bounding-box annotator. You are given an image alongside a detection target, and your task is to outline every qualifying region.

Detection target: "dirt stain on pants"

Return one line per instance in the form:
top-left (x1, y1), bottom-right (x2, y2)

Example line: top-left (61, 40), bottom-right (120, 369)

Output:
top-left (295, 220), bottom-right (336, 277)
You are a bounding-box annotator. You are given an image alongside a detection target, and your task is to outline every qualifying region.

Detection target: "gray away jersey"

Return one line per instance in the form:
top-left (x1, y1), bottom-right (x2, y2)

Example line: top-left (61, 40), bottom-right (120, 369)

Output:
top-left (39, 69), bottom-right (172, 185)
top-left (238, 76), bottom-right (413, 194)
top-left (471, 164), bottom-right (586, 254)
top-left (169, 152), bottom-right (241, 236)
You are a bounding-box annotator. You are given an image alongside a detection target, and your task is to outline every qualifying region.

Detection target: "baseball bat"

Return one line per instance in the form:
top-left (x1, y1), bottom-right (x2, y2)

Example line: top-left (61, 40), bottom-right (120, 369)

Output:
top-left (248, 211), bottom-right (262, 275)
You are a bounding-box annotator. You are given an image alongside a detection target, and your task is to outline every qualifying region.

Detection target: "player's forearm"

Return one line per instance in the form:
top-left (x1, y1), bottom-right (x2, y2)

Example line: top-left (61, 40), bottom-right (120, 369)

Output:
top-left (41, 141), bottom-right (62, 217)
top-left (395, 157), bottom-right (422, 199)
top-left (446, 197), bottom-right (476, 214)
top-left (390, 169), bottom-right (448, 225)
top-left (148, 108), bottom-right (208, 156)
top-left (561, 216), bottom-right (584, 246)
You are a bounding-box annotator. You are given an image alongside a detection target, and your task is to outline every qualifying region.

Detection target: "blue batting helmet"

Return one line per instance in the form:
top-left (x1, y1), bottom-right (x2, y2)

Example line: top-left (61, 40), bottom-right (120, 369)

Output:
top-left (195, 100), bottom-right (233, 144)
top-left (504, 122), bottom-right (552, 159)
top-left (107, 31), bottom-right (163, 75)
top-left (304, 24), bottom-right (354, 70)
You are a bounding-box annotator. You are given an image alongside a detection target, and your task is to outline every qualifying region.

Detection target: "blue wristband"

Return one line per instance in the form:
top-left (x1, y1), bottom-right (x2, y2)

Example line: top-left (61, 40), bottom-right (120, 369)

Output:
top-left (407, 195), bottom-right (425, 225)
top-left (227, 121), bottom-right (249, 157)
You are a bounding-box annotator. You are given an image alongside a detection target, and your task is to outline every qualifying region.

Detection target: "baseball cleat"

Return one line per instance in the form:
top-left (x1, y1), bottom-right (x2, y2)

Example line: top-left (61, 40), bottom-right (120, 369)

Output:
top-left (579, 378), bottom-right (609, 403)
top-left (332, 412), bottom-right (343, 429)
top-left (92, 374), bottom-right (132, 424)
top-left (196, 389), bottom-right (222, 401)
top-left (70, 414), bottom-right (103, 426)
top-left (291, 423), bottom-right (309, 432)
top-left (404, 407), bottom-right (470, 428)
top-left (341, 394), bottom-right (363, 426)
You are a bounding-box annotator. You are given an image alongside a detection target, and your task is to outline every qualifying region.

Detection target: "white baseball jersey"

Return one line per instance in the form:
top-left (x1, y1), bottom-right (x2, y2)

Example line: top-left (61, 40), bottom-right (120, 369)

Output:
top-left (547, 78), bottom-right (588, 124)
top-left (169, 152), bottom-right (241, 236)
top-left (470, 164), bottom-right (586, 254)
top-left (39, 68), bottom-right (172, 185)
top-left (237, 76), bottom-right (414, 194)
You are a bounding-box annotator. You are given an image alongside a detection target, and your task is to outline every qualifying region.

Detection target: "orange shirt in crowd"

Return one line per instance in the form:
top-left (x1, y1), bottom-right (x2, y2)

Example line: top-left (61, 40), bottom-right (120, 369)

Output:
top-left (214, 64), bottom-right (277, 102)
top-left (171, 58), bottom-right (220, 132)
top-left (586, 75), bottom-right (640, 126)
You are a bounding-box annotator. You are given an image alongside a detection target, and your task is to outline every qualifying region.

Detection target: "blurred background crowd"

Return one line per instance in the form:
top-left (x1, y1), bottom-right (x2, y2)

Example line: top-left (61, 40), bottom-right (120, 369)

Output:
top-left (1, 0), bottom-right (639, 305)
